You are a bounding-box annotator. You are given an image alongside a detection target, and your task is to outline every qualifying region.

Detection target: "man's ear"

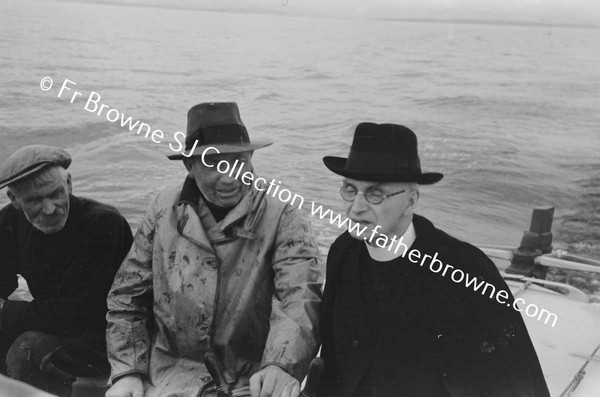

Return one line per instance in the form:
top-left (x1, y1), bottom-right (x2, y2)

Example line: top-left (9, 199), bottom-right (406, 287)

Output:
top-left (66, 173), bottom-right (73, 194)
top-left (407, 188), bottom-right (420, 214)
top-left (6, 189), bottom-right (20, 210)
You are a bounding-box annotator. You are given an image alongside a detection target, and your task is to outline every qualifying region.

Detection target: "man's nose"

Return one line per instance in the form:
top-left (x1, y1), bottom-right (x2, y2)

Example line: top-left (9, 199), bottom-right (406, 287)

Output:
top-left (40, 199), bottom-right (56, 215)
top-left (349, 192), bottom-right (369, 213)
top-left (219, 169), bottom-right (239, 184)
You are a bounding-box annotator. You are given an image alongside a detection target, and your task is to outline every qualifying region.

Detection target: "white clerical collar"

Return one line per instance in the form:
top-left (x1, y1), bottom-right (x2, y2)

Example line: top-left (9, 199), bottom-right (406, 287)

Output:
top-left (365, 222), bottom-right (416, 262)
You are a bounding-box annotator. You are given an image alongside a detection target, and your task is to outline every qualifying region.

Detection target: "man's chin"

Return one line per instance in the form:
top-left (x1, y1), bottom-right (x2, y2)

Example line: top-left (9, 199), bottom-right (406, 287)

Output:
top-left (34, 220), bottom-right (67, 234)
top-left (347, 224), bottom-right (372, 241)
top-left (208, 186), bottom-right (249, 208)
top-left (348, 232), bottom-right (365, 241)
top-left (212, 194), bottom-right (242, 208)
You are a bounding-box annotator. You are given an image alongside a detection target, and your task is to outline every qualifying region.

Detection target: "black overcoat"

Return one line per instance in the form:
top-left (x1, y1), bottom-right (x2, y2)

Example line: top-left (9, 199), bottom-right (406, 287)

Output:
top-left (318, 214), bottom-right (549, 397)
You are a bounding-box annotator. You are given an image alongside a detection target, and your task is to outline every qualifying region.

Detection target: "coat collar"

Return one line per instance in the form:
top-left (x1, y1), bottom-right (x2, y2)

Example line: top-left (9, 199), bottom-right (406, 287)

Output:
top-left (411, 214), bottom-right (451, 256)
top-left (336, 214), bottom-right (451, 263)
top-left (178, 176), bottom-right (201, 212)
top-left (365, 222), bottom-right (416, 261)
top-left (176, 177), bottom-right (266, 244)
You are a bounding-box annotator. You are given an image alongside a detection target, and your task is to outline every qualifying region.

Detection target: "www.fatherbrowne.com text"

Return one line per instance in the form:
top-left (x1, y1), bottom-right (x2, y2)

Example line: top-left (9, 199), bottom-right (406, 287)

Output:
top-left (40, 77), bottom-right (558, 328)
top-left (197, 145), bottom-right (558, 328)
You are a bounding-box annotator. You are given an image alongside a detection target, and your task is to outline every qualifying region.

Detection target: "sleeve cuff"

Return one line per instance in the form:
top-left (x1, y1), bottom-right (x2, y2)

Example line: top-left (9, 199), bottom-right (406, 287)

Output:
top-left (110, 370), bottom-right (146, 386)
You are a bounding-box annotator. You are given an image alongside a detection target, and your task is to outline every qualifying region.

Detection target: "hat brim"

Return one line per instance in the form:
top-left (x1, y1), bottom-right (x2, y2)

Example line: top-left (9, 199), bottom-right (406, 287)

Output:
top-left (323, 156), bottom-right (443, 185)
top-left (167, 140), bottom-right (273, 160)
top-left (0, 162), bottom-right (56, 190)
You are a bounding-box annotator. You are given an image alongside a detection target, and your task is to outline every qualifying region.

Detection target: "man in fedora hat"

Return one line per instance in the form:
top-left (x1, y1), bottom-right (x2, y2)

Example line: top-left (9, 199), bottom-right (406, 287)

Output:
top-left (0, 145), bottom-right (134, 396)
top-left (106, 102), bottom-right (323, 397)
top-left (317, 123), bottom-right (549, 397)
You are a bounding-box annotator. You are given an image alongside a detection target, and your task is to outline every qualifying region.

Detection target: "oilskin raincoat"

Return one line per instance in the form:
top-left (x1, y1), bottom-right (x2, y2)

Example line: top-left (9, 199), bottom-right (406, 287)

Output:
top-left (106, 177), bottom-right (323, 397)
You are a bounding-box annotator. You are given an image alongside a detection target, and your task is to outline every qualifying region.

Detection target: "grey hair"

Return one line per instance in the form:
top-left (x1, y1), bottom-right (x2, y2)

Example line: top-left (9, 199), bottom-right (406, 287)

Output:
top-left (8, 165), bottom-right (69, 196)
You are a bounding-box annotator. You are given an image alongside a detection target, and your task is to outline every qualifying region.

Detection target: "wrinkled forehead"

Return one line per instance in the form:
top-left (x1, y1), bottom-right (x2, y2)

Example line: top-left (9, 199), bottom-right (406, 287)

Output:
top-left (9, 165), bottom-right (68, 196)
top-left (16, 177), bottom-right (67, 200)
top-left (342, 178), bottom-right (413, 191)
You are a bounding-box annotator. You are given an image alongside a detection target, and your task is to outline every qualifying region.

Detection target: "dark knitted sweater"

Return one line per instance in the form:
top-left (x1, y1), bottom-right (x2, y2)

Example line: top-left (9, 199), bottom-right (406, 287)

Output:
top-left (0, 195), bottom-right (133, 336)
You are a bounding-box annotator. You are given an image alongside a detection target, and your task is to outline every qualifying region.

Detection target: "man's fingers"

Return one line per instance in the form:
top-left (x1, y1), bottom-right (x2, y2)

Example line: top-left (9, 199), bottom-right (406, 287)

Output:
top-left (105, 375), bottom-right (143, 397)
top-left (105, 386), bottom-right (142, 397)
top-left (249, 371), bottom-right (264, 397)
top-left (279, 381), bottom-right (300, 397)
top-left (104, 386), bottom-right (118, 397)
top-left (259, 371), bottom-right (276, 397)
top-left (251, 366), bottom-right (299, 397)
top-left (291, 382), bottom-right (300, 397)
top-left (105, 384), bottom-right (128, 397)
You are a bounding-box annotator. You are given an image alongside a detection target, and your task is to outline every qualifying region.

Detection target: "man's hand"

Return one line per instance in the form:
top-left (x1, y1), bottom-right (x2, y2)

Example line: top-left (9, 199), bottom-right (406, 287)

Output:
top-left (105, 374), bottom-right (144, 397)
top-left (249, 365), bottom-right (300, 397)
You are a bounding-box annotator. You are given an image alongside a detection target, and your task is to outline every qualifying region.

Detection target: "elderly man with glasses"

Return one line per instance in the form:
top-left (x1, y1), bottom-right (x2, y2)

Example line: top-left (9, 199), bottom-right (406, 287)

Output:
top-left (316, 123), bottom-right (549, 397)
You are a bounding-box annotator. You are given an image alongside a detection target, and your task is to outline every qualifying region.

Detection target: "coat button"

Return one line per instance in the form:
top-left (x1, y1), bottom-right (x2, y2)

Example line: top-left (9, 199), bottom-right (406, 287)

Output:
top-left (201, 375), bottom-right (212, 383)
top-left (352, 340), bottom-right (359, 348)
top-left (203, 257), bottom-right (218, 269)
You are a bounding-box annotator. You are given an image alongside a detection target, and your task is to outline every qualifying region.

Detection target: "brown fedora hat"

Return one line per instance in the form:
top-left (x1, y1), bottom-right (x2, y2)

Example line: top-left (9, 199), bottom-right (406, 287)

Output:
top-left (323, 123), bottom-right (443, 184)
top-left (168, 102), bottom-right (272, 160)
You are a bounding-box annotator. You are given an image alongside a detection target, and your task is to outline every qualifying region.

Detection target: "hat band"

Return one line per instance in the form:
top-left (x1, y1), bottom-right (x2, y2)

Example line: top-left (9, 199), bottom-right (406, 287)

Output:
top-left (345, 149), bottom-right (422, 175)
top-left (186, 124), bottom-right (249, 151)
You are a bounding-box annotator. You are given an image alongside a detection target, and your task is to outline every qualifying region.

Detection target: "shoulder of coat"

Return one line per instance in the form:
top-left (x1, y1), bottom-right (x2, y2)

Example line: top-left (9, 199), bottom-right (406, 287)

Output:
top-left (152, 181), bottom-right (187, 209)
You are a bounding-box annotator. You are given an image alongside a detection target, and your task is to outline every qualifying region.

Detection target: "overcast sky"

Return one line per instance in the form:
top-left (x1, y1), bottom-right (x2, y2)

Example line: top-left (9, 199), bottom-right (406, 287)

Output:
top-left (64, 0), bottom-right (600, 25)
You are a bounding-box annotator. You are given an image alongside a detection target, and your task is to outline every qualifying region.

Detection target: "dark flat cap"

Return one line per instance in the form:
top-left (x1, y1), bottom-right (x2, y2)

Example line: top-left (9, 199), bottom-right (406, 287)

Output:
top-left (0, 145), bottom-right (72, 189)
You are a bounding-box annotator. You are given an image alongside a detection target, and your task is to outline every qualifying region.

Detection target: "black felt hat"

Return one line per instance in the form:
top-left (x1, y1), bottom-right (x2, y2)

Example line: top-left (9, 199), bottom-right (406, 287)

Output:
top-left (323, 123), bottom-right (443, 184)
top-left (168, 102), bottom-right (272, 160)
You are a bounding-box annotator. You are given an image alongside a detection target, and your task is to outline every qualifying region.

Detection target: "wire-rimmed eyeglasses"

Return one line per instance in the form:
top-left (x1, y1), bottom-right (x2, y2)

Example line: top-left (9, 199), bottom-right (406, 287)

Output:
top-left (340, 183), bottom-right (407, 205)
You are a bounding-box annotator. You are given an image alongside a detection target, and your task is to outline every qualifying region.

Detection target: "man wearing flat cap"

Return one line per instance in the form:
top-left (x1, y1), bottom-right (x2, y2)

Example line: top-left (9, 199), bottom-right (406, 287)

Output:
top-left (0, 145), bottom-right (133, 396)
top-left (317, 124), bottom-right (549, 397)
top-left (106, 102), bottom-right (323, 397)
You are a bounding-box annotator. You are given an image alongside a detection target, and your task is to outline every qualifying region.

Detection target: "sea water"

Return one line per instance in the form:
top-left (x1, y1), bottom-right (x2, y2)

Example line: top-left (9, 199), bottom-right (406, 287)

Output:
top-left (1, 0), bottom-right (599, 278)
